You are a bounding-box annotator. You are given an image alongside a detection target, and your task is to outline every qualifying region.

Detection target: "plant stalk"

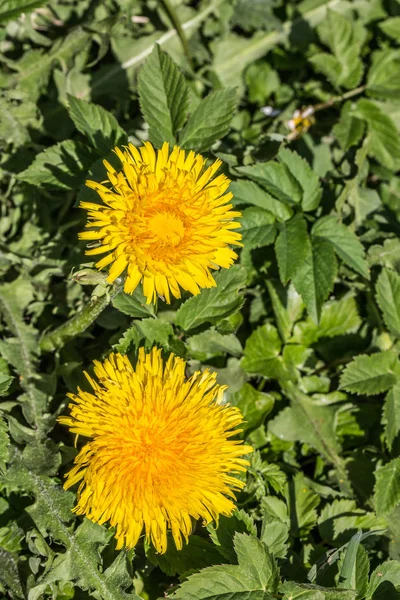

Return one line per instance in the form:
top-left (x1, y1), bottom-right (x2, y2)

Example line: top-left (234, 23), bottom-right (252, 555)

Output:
top-left (158, 0), bottom-right (194, 71)
top-left (40, 285), bottom-right (122, 353)
top-left (314, 84), bottom-right (367, 113)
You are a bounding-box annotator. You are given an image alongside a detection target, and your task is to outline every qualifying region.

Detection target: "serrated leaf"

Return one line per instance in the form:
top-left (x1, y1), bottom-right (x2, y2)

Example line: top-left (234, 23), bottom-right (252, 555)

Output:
top-left (379, 17), bottom-right (400, 40)
top-left (374, 458), bottom-right (400, 516)
top-left (187, 329), bottom-right (243, 359)
top-left (112, 289), bottom-right (155, 319)
top-left (231, 383), bottom-right (274, 434)
top-left (0, 373), bottom-right (13, 396)
top-left (352, 99), bottom-right (400, 170)
top-left (241, 207), bottom-right (276, 250)
top-left (286, 473), bottom-right (320, 538)
top-left (208, 511), bottom-right (257, 563)
top-left (275, 214), bottom-right (310, 285)
top-left (0, 0), bottom-right (47, 23)
top-left (278, 148), bottom-right (322, 212)
top-left (261, 515), bottom-right (289, 559)
top-left (171, 533), bottom-right (277, 599)
top-left (179, 88), bottom-right (237, 152)
top-left (147, 535), bottom-right (224, 577)
top-left (340, 350), bottom-right (398, 396)
top-left (292, 237), bottom-right (337, 323)
top-left (238, 162), bottom-right (303, 205)
top-left (366, 561), bottom-right (400, 600)
top-left (376, 268), bottom-right (400, 339)
top-left (241, 323), bottom-right (287, 380)
top-left (138, 45), bottom-right (189, 148)
top-left (136, 319), bottom-right (173, 346)
top-left (231, 180), bottom-right (293, 221)
top-left (333, 101), bottom-right (365, 151)
top-left (68, 95), bottom-right (127, 154)
top-left (18, 140), bottom-right (97, 190)
top-left (384, 383), bottom-right (400, 451)
top-left (312, 215), bottom-right (369, 279)
top-left (175, 266), bottom-right (246, 331)
top-left (309, 53), bottom-right (342, 88)
top-left (367, 49), bottom-right (400, 100)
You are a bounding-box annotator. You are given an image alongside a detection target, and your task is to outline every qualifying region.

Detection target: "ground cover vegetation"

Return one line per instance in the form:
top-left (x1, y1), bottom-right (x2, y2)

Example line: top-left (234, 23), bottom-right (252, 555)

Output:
top-left (1, 0), bottom-right (400, 598)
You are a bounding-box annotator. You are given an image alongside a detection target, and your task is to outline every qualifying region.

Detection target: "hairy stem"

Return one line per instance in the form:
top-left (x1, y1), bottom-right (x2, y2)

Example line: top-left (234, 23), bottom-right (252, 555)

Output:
top-left (158, 0), bottom-right (194, 71)
top-left (40, 285), bottom-right (122, 353)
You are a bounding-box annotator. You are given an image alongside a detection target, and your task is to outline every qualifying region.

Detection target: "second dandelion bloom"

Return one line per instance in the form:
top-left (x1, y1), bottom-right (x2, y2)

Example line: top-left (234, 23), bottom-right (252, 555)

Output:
top-left (59, 347), bottom-right (252, 554)
top-left (80, 142), bottom-right (242, 304)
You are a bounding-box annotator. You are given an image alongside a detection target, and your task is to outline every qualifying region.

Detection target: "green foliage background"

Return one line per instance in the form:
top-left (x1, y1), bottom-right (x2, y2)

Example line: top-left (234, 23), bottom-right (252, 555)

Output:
top-left (1, 0), bottom-right (400, 598)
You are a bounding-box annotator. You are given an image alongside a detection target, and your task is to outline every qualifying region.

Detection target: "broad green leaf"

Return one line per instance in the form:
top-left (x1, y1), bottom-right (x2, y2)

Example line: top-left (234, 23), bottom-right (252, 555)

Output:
top-left (337, 531), bottom-right (364, 590)
top-left (275, 214), bottom-right (310, 285)
top-left (367, 49), bottom-right (400, 100)
top-left (112, 289), bottom-right (155, 319)
top-left (376, 268), bottom-right (400, 339)
top-left (339, 350), bottom-right (398, 396)
top-left (292, 237), bottom-right (337, 323)
top-left (374, 458), bottom-right (400, 517)
top-left (238, 162), bottom-right (303, 205)
top-left (18, 140), bottom-right (97, 190)
top-left (281, 582), bottom-right (356, 600)
top-left (231, 180), bottom-right (293, 221)
top-left (241, 323), bottom-right (287, 380)
top-left (312, 215), bottom-right (369, 279)
top-left (278, 148), bottom-right (322, 212)
top-left (68, 95), bottom-right (127, 154)
top-left (138, 45), bottom-right (189, 148)
top-left (147, 535), bottom-right (223, 576)
top-left (286, 473), bottom-right (320, 538)
top-left (187, 329), bottom-right (243, 359)
top-left (384, 383), bottom-right (400, 451)
top-left (292, 295), bottom-right (361, 347)
top-left (171, 533), bottom-right (277, 599)
top-left (179, 88), bottom-right (237, 152)
top-left (318, 499), bottom-right (383, 544)
top-left (266, 281), bottom-right (304, 342)
top-left (333, 101), bottom-right (365, 151)
top-left (269, 384), bottom-right (347, 487)
top-left (261, 515), bottom-right (289, 559)
top-left (231, 383), bottom-right (274, 434)
top-left (352, 99), bottom-right (400, 170)
top-left (0, 0), bottom-right (47, 22)
top-left (309, 53), bottom-right (342, 88)
top-left (135, 319), bottom-right (173, 347)
top-left (175, 266), bottom-right (246, 331)
top-left (379, 17), bottom-right (400, 40)
top-left (0, 373), bottom-right (13, 396)
top-left (241, 207), bottom-right (276, 250)
top-left (208, 511), bottom-right (257, 563)
top-left (366, 561), bottom-right (400, 600)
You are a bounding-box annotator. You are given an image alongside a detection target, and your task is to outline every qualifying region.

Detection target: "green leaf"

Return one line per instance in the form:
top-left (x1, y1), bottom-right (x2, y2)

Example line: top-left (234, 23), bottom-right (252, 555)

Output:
top-left (147, 535), bottom-right (224, 576)
top-left (230, 383), bottom-right (275, 434)
top-left (333, 101), bottom-right (365, 151)
top-left (337, 531), bottom-right (364, 590)
top-left (261, 515), bottom-right (289, 559)
top-left (312, 216), bottom-right (369, 279)
top-left (292, 237), bottom-right (337, 323)
top-left (208, 511), bottom-right (257, 563)
top-left (266, 281), bottom-right (303, 342)
top-left (0, 373), bottom-right (13, 397)
top-left (367, 49), bottom-right (400, 100)
top-left (179, 88), bottom-right (237, 152)
top-left (241, 323), bottom-right (287, 380)
top-left (175, 266), bottom-right (246, 331)
top-left (67, 95), bottom-right (127, 154)
top-left (376, 268), bottom-right (400, 339)
top-left (136, 318), bottom-right (173, 347)
top-left (281, 582), bottom-right (356, 600)
top-left (374, 458), bottom-right (400, 517)
top-left (187, 329), bottom-right (243, 359)
top-left (238, 162), bottom-right (303, 205)
top-left (275, 214), bottom-right (310, 285)
top-left (241, 207), bottom-right (276, 250)
top-left (0, 0), bottom-right (47, 23)
top-left (278, 148), bottom-right (322, 212)
top-left (339, 350), bottom-right (399, 396)
top-left (383, 383), bottom-right (400, 451)
top-left (366, 561), bottom-right (400, 600)
top-left (286, 473), bottom-right (320, 538)
top-left (112, 289), bottom-right (155, 319)
top-left (379, 17), bottom-right (400, 40)
top-left (171, 533), bottom-right (277, 599)
top-left (18, 140), bottom-right (97, 190)
top-left (231, 180), bottom-right (293, 221)
top-left (352, 99), bottom-right (400, 170)
top-left (138, 45), bottom-right (189, 148)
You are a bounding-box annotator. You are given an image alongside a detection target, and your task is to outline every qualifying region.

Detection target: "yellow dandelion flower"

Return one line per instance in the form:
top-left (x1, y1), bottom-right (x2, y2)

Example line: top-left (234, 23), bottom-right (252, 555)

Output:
top-left (79, 142), bottom-right (242, 304)
top-left (59, 347), bottom-right (253, 554)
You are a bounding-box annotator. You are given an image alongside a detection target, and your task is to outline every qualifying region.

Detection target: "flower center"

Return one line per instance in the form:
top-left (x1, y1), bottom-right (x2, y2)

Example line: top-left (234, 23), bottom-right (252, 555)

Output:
top-left (148, 212), bottom-right (185, 247)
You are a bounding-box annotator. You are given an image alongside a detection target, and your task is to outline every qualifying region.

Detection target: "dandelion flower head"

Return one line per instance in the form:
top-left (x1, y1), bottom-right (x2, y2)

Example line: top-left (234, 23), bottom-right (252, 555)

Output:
top-left (80, 142), bottom-right (242, 304)
top-left (59, 347), bottom-right (252, 553)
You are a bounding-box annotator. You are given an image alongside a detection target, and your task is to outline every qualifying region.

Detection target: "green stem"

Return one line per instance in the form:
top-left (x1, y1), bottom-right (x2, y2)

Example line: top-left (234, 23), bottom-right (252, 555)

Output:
top-left (314, 84), bottom-right (366, 113)
top-left (40, 285), bottom-right (122, 353)
top-left (158, 0), bottom-right (194, 71)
